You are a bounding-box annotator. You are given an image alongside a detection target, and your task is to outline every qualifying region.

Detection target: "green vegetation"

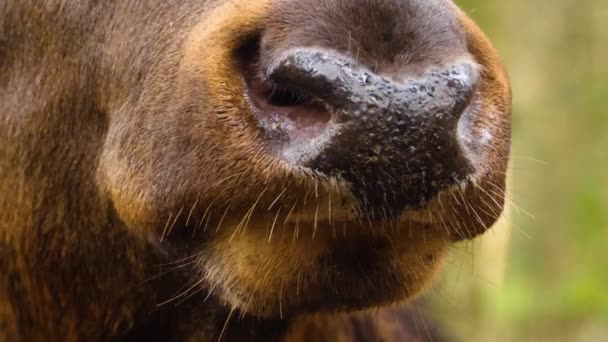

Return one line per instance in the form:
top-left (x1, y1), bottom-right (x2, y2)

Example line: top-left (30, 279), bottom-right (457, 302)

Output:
top-left (432, 1), bottom-right (608, 341)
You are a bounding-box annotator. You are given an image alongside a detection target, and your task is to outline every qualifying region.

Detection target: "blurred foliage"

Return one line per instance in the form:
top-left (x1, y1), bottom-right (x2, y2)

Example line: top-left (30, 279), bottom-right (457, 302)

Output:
top-left (431, 0), bottom-right (608, 341)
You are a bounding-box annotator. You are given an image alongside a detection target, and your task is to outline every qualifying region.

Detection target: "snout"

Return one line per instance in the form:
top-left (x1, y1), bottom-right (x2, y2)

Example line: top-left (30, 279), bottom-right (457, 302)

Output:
top-left (138, 0), bottom-right (513, 318)
top-left (245, 48), bottom-right (480, 219)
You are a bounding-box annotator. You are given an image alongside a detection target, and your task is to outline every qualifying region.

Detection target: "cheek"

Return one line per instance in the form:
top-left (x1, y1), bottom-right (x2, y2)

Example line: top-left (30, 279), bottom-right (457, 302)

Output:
top-left (97, 77), bottom-right (269, 232)
top-left (97, 119), bottom-right (156, 230)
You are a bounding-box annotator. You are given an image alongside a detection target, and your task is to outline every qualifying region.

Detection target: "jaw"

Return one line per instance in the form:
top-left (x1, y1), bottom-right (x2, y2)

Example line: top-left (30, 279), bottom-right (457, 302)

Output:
top-left (181, 162), bottom-right (506, 319)
top-left (194, 219), bottom-right (450, 318)
top-left (96, 0), bottom-right (510, 325)
top-left (157, 156), bottom-right (506, 319)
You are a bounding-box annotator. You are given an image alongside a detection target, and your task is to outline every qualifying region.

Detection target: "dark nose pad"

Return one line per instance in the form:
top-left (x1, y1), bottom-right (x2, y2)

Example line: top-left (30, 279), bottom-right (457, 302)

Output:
top-left (268, 50), bottom-right (478, 219)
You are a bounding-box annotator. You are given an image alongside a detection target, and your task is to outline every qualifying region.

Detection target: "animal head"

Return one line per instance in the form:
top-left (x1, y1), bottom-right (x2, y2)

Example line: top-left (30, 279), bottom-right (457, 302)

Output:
top-left (2, 0), bottom-right (511, 328)
top-left (98, 0), bottom-right (511, 317)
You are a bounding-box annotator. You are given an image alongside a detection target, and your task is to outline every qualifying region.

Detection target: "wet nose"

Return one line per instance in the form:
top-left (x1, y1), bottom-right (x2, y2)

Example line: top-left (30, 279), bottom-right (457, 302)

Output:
top-left (260, 49), bottom-right (479, 219)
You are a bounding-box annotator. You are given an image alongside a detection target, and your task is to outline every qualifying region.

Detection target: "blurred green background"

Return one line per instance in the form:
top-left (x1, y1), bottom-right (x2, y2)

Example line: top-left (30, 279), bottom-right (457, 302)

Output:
top-left (430, 0), bottom-right (608, 341)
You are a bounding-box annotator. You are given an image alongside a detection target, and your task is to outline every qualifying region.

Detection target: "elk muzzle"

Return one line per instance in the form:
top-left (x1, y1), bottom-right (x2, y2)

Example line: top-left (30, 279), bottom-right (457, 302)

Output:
top-left (247, 49), bottom-right (479, 219)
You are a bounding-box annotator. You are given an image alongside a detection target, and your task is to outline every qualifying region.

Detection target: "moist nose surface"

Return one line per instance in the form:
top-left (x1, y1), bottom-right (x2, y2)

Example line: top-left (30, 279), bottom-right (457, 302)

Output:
top-left (265, 50), bottom-right (479, 219)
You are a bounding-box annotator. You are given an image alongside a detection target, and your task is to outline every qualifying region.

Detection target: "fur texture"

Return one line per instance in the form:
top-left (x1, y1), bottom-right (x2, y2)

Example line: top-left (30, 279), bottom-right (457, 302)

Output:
top-left (0, 0), bottom-right (511, 340)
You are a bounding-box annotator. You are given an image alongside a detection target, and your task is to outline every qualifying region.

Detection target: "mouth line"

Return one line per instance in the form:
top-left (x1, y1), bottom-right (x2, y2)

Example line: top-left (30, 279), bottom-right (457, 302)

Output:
top-left (272, 217), bottom-right (438, 237)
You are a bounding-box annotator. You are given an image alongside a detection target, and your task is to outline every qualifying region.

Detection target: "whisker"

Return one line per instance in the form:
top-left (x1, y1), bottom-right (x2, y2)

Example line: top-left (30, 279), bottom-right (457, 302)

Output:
top-left (204, 283), bottom-right (217, 302)
top-left (230, 187), bottom-right (268, 241)
top-left (486, 181), bottom-right (535, 219)
top-left (210, 171), bottom-right (247, 189)
top-left (268, 208), bottom-right (281, 243)
top-left (267, 187), bottom-right (287, 210)
top-left (283, 202), bottom-right (298, 225)
top-left (414, 301), bottom-right (435, 342)
top-left (293, 212), bottom-right (301, 243)
top-left (216, 307), bottom-right (235, 342)
top-left (312, 202), bottom-right (319, 239)
top-left (136, 268), bottom-right (178, 287)
top-left (194, 199), bottom-right (216, 237)
top-left (160, 252), bottom-right (204, 267)
top-left (473, 182), bottom-right (503, 210)
top-left (437, 211), bottom-right (451, 237)
top-left (174, 281), bottom-right (212, 306)
top-left (215, 205), bottom-right (231, 232)
top-left (185, 198), bottom-right (199, 227)
top-left (156, 277), bottom-right (205, 307)
top-left (279, 288), bottom-right (284, 319)
top-left (163, 206), bottom-right (184, 241)
top-left (481, 197), bottom-right (532, 240)
top-left (160, 213), bottom-right (174, 242)
top-left (328, 192), bottom-right (332, 226)
top-left (243, 187), bottom-right (268, 233)
top-left (506, 155), bottom-right (548, 164)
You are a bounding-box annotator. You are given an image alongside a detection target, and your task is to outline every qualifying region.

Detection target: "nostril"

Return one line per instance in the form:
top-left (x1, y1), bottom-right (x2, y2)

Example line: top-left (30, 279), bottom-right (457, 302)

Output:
top-left (233, 34), bottom-right (320, 110)
top-left (267, 86), bottom-right (313, 107)
top-left (235, 37), bottom-right (335, 161)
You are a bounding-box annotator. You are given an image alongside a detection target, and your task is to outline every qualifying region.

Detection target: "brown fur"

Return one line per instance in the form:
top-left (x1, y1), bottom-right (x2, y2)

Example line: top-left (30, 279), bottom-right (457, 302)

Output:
top-left (0, 0), bottom-right (511, 340)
